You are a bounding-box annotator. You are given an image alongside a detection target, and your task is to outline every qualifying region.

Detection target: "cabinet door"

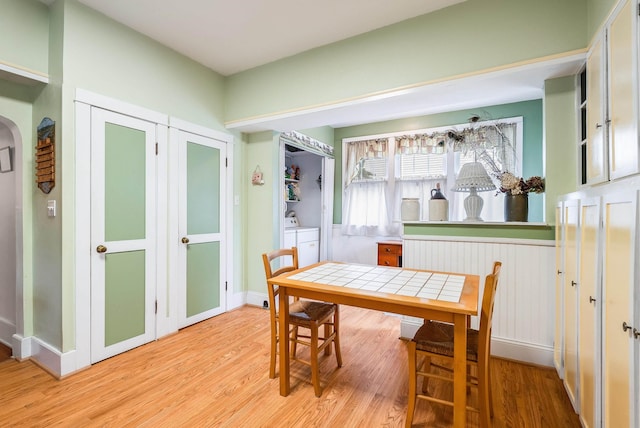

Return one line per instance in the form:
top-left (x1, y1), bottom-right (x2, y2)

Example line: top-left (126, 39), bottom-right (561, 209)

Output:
top-left (554, 203), bottom-right (564, 375)
top-left (578, 197), bottom-right (601, 428)
top-left (563, 200), bottom-right (580, 410)
top-left (586, 33), bottom-right (607, 184)
top-left (602, 190), bottom-right (636, 428)
top-left (608, 0), bottom-right (639, 180)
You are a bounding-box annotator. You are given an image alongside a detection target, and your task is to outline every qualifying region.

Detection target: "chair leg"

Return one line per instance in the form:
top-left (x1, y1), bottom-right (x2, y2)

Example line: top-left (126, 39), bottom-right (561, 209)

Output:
top-left (310, 322), bottom-right (321, 397)
top-left (333, 307), bottom-right (343, 367)
top-left (488, 364), bottom-right (494, 418)
top-left (291, 325), bottom-right (299, 358)
top-left (478, 361), bottom-right (491, 428)
top-left (270, 326), bottom-right (278, 379)
top-left (324, 323), bottom-right (332, 356)
top-left (406, 341), bottom-right (417, 428)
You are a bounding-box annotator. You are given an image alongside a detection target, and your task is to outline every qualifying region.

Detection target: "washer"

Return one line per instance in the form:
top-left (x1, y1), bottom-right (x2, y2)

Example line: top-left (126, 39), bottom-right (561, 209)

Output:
top-left (284, 217), bottom-right (319, 268)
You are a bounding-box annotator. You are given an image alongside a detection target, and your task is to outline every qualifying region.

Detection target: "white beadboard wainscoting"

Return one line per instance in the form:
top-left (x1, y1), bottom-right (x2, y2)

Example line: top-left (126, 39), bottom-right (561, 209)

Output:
top-left (402, 235), bottom-right (555, 366)
top-left (330, 226), bottom-right (556, 367)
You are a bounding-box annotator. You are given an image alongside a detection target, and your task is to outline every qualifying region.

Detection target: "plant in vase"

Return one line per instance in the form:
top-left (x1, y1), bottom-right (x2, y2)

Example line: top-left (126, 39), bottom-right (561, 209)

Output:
top-left (496, 172), bottom-right (545, 221)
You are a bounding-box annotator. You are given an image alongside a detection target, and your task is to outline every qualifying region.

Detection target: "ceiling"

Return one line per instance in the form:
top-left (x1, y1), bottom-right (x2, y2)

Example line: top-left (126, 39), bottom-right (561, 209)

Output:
top-left (61, 0), bottom-right (584, 132)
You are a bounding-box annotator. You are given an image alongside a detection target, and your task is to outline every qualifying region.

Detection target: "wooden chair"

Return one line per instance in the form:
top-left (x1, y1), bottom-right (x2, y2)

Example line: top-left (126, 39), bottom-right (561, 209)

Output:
top-left (262, 247), bottom-right (342, 397)
top-left (406, 261), bottom-right (502, 428)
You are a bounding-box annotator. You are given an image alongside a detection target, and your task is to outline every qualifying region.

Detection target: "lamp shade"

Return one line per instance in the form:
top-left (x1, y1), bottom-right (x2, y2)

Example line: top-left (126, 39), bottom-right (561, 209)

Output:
top-left (451, 162), bottom-right (496, 192)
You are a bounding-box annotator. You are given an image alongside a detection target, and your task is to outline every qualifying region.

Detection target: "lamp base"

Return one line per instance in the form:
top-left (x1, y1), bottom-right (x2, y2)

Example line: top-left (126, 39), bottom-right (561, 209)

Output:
top-left (463, 188), bottom-right (484, 221)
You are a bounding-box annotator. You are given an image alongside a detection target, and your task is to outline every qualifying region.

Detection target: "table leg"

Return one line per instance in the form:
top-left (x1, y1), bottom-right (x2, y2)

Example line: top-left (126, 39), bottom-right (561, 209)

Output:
top-left (452, 313), bottom-right (467, 428)
top-left (279, 287), bottom-right (291, 396)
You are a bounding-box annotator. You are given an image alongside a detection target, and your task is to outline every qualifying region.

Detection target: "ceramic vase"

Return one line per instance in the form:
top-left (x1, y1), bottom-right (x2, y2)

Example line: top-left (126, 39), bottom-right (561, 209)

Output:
top-left (504, 193), bottom-right (528, 222)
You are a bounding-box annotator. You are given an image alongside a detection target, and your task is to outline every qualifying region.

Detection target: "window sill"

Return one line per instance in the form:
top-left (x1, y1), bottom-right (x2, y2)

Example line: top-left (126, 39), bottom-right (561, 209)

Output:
top-left (401, 221), bottom-right (554, 241)
top-left (402, 221), bottom-right (549, 227)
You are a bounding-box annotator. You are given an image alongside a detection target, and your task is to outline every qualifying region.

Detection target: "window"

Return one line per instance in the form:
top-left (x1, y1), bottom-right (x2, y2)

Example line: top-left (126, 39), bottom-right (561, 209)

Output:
top-left (342, 118), bottom-right (523, 236)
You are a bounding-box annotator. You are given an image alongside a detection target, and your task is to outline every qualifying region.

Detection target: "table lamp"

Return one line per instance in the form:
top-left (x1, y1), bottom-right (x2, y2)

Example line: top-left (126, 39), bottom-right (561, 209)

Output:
top-left (452, 162), bottom-right (496, 221)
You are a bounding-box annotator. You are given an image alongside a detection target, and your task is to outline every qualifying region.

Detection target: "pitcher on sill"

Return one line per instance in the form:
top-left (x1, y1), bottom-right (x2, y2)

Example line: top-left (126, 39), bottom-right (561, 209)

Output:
top-left (428, 183), bottom-right (448, 221)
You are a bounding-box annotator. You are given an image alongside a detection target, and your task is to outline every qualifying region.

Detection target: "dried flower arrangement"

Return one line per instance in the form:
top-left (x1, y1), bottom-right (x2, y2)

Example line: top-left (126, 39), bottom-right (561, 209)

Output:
top-left (497, 172), bottom-right (545, 196)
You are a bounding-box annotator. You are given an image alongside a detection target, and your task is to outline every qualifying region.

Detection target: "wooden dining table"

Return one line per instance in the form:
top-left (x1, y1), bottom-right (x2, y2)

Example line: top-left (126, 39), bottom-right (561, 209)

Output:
top-left (268, 261), bottom-right (479, 428)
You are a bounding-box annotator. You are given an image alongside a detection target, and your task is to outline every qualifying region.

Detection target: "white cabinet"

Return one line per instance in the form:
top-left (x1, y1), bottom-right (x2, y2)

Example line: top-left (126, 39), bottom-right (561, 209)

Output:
top-left (556, 188), bottom-right (640, 427)
top-left (582, 0), bottom-right (639, 184)
top-left (607, 0), bottom-right (638, 180)
top-left (601, 190), bottom-right (637, 428)
top-left (296, 228), bottom-right (319, 268)
top-left (585, 32), bottom-right (606, 184)
top-left (562, 200), bottom-right (580, 410)
top-left (578, 197), bottom-right (601, 428)
top-left (554, 203), bottom-right (564, 374)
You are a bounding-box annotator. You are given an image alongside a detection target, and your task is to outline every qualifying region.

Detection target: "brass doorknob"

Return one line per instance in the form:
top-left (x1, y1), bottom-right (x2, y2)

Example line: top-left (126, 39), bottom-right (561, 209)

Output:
top-left (96, 245), bottom-right (107, 253)
top-left (181, 237), bottom-right (190, 244)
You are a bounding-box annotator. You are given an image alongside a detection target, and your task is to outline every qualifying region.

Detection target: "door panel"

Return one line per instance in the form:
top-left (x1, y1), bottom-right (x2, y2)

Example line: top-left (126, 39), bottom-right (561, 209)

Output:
top-left (178, 131), bottom-right (226, 327)
top-left (608, 0), bottom-right (638, 180)
top-left (563, 201), bottom-right (579, 410)
top-left (186, 242), bottom-right (220, 318)
top-left (602, 192), bottom-right (636, 428)
top-left (91, 108), bottom-right (157, 363)
top-left (105, 251), bottom-right (146, 346)
top-left (578, 199), bottom-right (601, 428)
top-left (554, 204), bottom-right (564, 375)
top-left (586, 34), bottom-right (606, 184)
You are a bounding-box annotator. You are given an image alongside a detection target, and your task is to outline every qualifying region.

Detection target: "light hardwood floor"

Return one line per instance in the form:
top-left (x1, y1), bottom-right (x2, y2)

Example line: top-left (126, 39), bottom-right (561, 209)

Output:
top-left (0, 305), bottom-right (579, 427)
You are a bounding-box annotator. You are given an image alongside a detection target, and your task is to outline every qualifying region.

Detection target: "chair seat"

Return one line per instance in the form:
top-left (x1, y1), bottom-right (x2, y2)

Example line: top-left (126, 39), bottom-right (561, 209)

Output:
top-left (413, 321), bottom-right (479, 362)
top-left (289, 300), bottom-right (336, 326)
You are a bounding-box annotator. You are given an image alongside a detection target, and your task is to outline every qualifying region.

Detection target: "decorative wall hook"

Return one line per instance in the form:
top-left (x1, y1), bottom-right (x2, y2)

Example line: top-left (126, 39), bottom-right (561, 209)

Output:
top-left (252, 165), bottom-right (264, 185)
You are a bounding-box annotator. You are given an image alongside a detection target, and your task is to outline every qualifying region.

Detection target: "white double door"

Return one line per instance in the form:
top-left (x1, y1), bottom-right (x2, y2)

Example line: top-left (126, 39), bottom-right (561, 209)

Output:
top-left (90, 108), bottom-right (227, 363)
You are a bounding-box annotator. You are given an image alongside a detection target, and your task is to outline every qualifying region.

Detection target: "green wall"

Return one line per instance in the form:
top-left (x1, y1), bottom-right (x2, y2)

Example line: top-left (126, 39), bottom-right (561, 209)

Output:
top-left (62, 1), bottom-right (226, 131)
top-left (333, 100), bottom-right (545, 224)
top-left (0, 0), bottom-right (50, 76)
top-left (544, 76), bottom-right (579, 225)
top-left (225, 0), bottom-right (587, 123)
top-left (244, 131), bottom-right (279, 293)
top-left (30, 0), bottom-right (64, 350)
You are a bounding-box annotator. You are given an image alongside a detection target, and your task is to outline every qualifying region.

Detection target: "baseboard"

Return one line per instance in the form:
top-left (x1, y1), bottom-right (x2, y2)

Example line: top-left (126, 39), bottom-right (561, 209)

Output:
top-left (400, 319), bottom-right (553, 367)
top-left (246, 291), bottom-right (269, 309)
top-left (227, 291), bottom-right (247, 311)
top-left (11, 334), bottom-right (30, 360)
top-left (16, 336), bottom-right (79, 378)
top-left (0, 317), bottom-right (15, 349)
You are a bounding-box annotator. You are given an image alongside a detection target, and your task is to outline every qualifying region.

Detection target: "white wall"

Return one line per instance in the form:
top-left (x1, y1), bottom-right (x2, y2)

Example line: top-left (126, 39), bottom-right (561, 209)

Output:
top-left (0, 123), bottom-right (16, 347)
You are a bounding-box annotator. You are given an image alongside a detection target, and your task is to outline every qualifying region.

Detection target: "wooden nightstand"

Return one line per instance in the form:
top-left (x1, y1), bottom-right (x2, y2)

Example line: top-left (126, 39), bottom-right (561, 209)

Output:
top-left (377, 241), bottom-right (403, 267)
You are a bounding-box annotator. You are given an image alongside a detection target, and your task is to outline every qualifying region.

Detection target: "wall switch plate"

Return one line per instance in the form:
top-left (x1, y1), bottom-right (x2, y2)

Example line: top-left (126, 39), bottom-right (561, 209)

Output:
top-left (47, 200), bottom-right (56, 217)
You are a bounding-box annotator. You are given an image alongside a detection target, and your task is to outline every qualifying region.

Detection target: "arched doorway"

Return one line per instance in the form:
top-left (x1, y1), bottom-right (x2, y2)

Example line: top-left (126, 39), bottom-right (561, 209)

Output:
top-left (0, 116), bottom-right (22, 355)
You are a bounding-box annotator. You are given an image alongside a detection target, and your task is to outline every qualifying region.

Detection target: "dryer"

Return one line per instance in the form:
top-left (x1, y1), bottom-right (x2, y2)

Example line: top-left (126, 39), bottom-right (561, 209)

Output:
top-left (284, 217), bottom-right (319, 268)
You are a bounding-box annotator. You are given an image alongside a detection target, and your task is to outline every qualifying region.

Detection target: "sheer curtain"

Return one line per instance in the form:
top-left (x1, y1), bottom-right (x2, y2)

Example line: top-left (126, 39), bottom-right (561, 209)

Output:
top-left (342, 138), bottom-right (400, 236)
